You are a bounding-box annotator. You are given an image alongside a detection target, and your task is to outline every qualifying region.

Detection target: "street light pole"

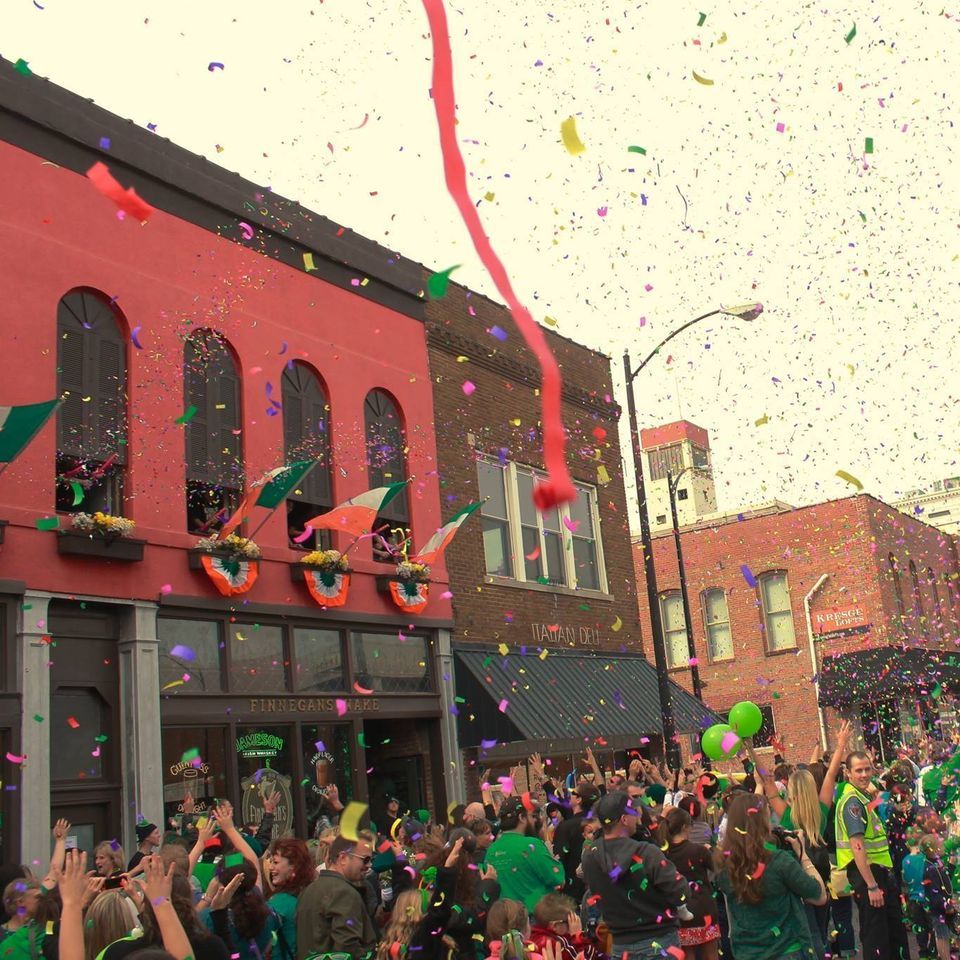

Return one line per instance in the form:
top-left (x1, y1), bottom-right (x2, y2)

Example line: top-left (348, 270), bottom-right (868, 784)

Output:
top-left (623, 351), bottom-right (680, 768)
top-left (623, 302), bottom-right (762, 768)
top-left (668, 467), bottom-right (703, 701)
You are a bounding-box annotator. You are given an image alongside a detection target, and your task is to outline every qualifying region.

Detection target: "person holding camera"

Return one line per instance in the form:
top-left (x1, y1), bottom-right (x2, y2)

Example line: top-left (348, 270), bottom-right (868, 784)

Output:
top-left (714, 792), bottom-right (826, 960)
top-left (835, 751), bottom-right (912, 960)
top-left (485, 796), bottom-right (565, 913)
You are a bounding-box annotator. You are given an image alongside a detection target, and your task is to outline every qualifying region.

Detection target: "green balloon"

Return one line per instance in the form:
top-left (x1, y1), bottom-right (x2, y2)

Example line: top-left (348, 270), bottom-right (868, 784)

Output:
top-left (729, 701), bottom-right (764, 738)
top-left (701, 723), bottom-right (741, 761)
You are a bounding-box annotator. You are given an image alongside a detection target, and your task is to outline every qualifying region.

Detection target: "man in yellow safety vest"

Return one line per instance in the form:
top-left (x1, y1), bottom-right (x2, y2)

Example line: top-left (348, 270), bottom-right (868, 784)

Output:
top-left (834, 750), bottom-right (911, 959)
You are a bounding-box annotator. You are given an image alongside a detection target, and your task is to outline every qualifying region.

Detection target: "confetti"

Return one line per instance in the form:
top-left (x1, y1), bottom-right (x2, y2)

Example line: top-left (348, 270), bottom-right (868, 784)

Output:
top-left (692, 71), bottom-right (715, 86)
top-left (14, 59), bottom-right (32, 76)
top-left (427, 265), bottom-right (460, 299)
top-left (86, 162), bottom-right (155, 222)
top-left (498, 698), bottom-right (509, 713)
top-left (335, 698), bottom-right (347, 716)
top-left (70, 481), bottom-right (84, 506)
top-left (208, 62), bottom-right (225, 71)
top-left (462, 380), bottom-right (476, 396)
top-left (353, 681), bottom-right (375, 695)
top-left (238, 221), bottom-right (254, 240)
top-left (130, 325), bottom-right (144, 349)
top-left (170, 645), bottom-right (195, 661)
top-left (303, 252), bottom-right (317, 272)
top-left (845, 23), bottom-right (857, 43)
top-left (6, 752), bottom-right (25, 764)
top-left (611, 616), bottom-right (623, 632)
top-left (865, 137), bottom-right (874, 154)
top-left (740, 565), bottom-right (758, 588)
top-left (697, 12), bottom-right (707, 26)
top-left (560, 116), bottom-right (587, 155)
top-left (627, 146), bottom-right (647, 154)
top-left (339, 801), bottom-right (368, 841)
top-left (174, 405), bottom-right (197, 425)
top-left (836, 469), bottom-right (864, 491)
top-left (754, 414), bottom-right (769, 427)
top-left (35, 516), bottom-right (60, 531)
top-left (489, 325), bottom-right (508, 341)
top-left (67, 717), bottom-right (80, 729)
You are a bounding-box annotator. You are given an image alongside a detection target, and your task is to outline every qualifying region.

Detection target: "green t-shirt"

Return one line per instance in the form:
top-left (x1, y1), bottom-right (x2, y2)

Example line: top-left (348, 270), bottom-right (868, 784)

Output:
top-left (485, 830), bottom-right (564, 912)
top-left (716, 849), bottom-right (821, 960)
top-left (268, 890), bottom-right (298, 960)
top-left (779, 801), bottom-right (830, 838)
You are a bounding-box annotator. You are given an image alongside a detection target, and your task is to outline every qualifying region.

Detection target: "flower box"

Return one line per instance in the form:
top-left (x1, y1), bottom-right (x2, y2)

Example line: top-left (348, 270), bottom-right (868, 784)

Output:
top-left (57, 530), bottom-right (145, 562)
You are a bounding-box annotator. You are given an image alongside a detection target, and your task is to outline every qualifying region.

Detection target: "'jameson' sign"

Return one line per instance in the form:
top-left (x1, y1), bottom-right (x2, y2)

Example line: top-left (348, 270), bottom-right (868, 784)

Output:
top-left (531, 623), bottom-right (604, 647)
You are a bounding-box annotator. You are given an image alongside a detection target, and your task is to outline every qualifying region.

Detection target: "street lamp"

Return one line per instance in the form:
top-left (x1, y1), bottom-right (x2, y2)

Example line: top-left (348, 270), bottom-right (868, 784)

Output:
top-left (667, 466), bottom-right (703, 701)
top-left (623, 302), bottom-right (762, 767)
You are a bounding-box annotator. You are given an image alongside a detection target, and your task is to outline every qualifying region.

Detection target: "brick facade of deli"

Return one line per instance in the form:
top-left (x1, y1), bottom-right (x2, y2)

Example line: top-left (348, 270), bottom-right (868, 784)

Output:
top-left (633, 494), bottom-right (960, 757)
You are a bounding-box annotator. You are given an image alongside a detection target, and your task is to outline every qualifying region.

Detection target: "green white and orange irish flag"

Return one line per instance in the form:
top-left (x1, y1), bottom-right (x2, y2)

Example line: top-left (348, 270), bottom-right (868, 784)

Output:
top-left (412, 501), bottom-right (483, 565)
top-left (0, 399), bottom-right (60, 465)
top-left (306, 482), bottom-right (409, 538)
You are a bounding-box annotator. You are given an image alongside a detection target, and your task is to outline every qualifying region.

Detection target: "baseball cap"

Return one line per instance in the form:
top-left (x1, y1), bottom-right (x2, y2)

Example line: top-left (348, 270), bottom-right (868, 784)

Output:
top-left (594, 791), bottom-right (637, 825)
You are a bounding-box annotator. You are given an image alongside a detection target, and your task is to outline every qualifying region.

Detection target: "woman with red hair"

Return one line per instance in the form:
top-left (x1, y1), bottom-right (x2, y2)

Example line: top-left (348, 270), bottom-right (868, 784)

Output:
top-left (267, 838), bottom-right (314, 959)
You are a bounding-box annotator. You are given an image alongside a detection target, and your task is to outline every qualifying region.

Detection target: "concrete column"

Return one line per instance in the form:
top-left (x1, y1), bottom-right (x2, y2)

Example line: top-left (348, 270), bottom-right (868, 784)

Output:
top-left (118, 602), bottom-right (163, 857)
top-left (19, 593), bottom-right (51, 867)
top-left (436, 629), bottom-right (466, 804)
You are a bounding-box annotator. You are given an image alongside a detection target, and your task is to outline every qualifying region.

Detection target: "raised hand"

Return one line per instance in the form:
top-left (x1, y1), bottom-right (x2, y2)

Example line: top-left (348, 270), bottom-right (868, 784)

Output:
top-left (58, 850), bottom-right (89, 908)
top-left (141, 855), bottom-right (175, 904)
top-left (182, 792), bottom-right (196, 815)
top-left (209, 872), bottom-right (243, 910)
top-left (444, 836), bottom-right (465, 868)
top-left (262, 789), bottom-right (280, 815)
top-left (212, 802), bottom-right (235, 832)
top-left (53, 818), bottom-right (71, 840)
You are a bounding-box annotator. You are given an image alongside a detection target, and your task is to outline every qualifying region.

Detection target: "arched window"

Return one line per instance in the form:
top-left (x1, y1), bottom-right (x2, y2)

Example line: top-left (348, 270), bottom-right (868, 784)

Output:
top-left (364, 389), bottom-right (409, 560)
top-left (944, 573), bottom-right (960, 638)
top-left (929, 568), bottom-right (946, 642)
top-left (658, 591), bottom-right (688, 668)
top-left (281, 362), bottom-right (333, 549)
top-left (889, 554), bottom-right (906, 629)
top-left (55, 288), bottom-right (127, 514)
top-left (758, 571), bottom-right (797, 651)
top-left (909, 560), bottom-right (927, 638)
top-left (183, 330), bottom-right (243, 534)
top-left (702, 588), bottom-right (733, 661)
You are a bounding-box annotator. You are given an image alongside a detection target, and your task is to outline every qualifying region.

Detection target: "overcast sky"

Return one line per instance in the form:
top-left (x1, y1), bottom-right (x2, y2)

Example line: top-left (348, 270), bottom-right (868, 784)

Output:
top-left (5, 0), bottom-right (960, 519)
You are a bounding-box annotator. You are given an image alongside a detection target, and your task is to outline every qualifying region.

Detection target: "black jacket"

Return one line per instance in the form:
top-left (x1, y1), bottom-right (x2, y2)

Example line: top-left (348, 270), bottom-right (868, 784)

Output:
top-left (553, 814), bottom-right (588, 899)
top-left (581, 835), bottom-right (690, 941)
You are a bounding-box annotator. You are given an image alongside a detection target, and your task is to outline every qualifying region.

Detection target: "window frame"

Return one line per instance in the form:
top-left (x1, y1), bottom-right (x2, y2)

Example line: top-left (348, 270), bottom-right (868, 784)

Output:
top-left (909, 560), bottom-right (928, 639)
top-left (701, 587), bottom-right (734, 663)
top-left (183, 330), bottom-right (244, 534)
top-left (281, 361), bottom-right (334, 550)
top-left (928, 568), bottom-right (946, 642)
top-left (658, 590), bottom-right (689, 669)
top-left (364, 389), bottom-right (410, 559)
top-left (476, 456), bottom-right (608, 594)
top-left (889, 554), bottom-right (906, 630)
top-left (55, 288), bottom-right (129, 515)
top-left (757, 569), bottom-right (798, 653)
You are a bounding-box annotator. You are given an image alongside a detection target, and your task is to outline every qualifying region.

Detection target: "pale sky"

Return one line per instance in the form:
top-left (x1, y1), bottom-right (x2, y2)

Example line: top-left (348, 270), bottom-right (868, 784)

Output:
top-left (5, 0), bottom-right (960, 519)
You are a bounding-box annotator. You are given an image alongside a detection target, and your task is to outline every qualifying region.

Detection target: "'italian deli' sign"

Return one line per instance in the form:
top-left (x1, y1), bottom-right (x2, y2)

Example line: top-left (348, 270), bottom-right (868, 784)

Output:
top-left (813, 605), bottom-right (872, 642)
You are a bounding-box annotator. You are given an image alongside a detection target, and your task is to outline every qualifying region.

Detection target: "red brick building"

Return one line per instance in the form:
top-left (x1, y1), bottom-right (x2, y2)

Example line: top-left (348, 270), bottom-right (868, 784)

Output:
top-left (0, 59), bottom-right (458, 864)
top-left (425, 293), bottom-right (710, 790)
top-left (633, 429), bottom-right (960, 764)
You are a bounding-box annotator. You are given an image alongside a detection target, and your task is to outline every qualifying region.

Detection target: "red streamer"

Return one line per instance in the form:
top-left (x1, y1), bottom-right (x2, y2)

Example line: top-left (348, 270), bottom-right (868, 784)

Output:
top-left (421, 0), bottom-right (575, 510)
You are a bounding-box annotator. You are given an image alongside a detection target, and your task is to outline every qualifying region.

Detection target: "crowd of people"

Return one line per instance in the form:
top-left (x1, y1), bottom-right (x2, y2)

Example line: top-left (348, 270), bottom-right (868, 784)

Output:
top-left (3, 723), bottom-right (960, 960)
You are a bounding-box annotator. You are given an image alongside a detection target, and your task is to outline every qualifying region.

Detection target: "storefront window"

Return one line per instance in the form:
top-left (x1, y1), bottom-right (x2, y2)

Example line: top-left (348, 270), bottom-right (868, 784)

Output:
top-left (158, 619), bottom-right (222, 693)
top-left (235, 724), bottom-right (295, 839)
top-left (300, 724), bottom-right (354, 839)
top-left (230, 624), bottom-right (287, 693)
top-left (293, 628), bottom-right (345, 692)
top-left (161, 727), bottom-right (229, 827)
top-left (51, 688), bottom-right (106, 781)
top-left (351, 632), bottom-right (432, 693)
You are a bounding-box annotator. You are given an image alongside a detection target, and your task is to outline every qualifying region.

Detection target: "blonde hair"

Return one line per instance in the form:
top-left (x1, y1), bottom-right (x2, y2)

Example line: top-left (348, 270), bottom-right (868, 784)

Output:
top-left (94, 841), bottom-right (125, 875)
top-left (84, 891), bottom-right (136, 960)
top-left (316, 826), bottom-right (340, 868)
top-left (487, 899), bottom-right (530, 960)
top-left (786, 769), bottom-right (825, 846)
top-left (376, 889), bottom-right (423, 960)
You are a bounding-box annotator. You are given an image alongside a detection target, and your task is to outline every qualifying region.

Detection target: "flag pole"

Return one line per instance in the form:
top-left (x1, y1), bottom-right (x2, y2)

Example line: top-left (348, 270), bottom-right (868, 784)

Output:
top-left (233, 461), bottom-right (321, 543)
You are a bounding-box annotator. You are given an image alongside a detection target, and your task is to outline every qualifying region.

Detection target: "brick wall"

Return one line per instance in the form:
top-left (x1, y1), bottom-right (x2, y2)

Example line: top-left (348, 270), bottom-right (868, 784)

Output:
top-left (633, 494), bottom-right (960, 756)
top-left (425, 284), bottom-right (643, 657)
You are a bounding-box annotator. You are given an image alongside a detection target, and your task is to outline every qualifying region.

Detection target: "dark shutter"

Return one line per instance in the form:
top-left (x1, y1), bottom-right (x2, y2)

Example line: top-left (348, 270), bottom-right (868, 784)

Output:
top-left (184, 338), bottom-right (210, 483)
top-left (281, 363), bottom-right (332, 505)
top-left (364, 389), bottom-right (408, 522)
top-left (56, 290), bottom-right (126, 461)
top-left (184, 331), bottom-right (243, 491)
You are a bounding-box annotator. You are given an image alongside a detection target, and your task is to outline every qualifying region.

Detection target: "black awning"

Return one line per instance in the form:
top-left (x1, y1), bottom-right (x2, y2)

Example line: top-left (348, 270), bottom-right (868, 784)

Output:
top-left (454, 645), bottom-right (717, 749)
top-left (818, 645), bottom-right (960, 707)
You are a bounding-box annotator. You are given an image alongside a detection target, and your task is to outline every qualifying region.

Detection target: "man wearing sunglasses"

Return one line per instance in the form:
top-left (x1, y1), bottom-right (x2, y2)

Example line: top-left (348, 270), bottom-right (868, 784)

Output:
top-left (296, 833), bottom-right (377, 960)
